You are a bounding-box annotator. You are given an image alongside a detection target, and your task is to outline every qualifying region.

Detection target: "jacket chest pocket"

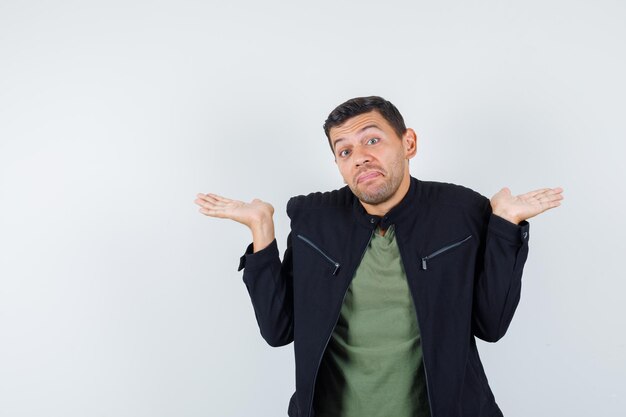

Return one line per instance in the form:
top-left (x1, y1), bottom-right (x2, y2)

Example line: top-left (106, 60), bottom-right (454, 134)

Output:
top-left (296, 234), bottom-right (341, 276)
top-left (421, 234), bottom-right (473, 270)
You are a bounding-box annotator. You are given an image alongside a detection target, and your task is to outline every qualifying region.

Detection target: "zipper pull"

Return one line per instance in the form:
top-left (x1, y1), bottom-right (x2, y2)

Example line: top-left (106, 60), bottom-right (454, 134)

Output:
top-left (421, 257), bottom-right (428, 270)
top-left (332, 263), bottom-right (340, 276)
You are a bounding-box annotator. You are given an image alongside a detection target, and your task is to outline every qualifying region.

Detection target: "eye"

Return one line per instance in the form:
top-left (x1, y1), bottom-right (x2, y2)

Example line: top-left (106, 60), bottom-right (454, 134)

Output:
top-left (366, 137), bottom-right (380, 145)
top-left (338, 149), bottom-right (350, 158)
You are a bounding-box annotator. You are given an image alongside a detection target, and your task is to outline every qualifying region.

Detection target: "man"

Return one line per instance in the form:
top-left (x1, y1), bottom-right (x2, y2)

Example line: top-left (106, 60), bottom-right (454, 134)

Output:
top-left (195, 96), bottom-right (563, 417)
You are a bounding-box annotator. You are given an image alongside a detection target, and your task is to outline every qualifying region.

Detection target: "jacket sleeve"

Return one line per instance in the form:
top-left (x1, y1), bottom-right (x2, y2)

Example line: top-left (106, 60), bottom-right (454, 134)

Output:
top-left (237, 234), bottom-right (294, 347)
top-left (472, 200), bottom-right (530, 343)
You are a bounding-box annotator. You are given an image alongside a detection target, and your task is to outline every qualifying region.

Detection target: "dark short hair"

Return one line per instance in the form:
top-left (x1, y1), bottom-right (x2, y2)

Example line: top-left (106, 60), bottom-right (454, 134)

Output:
top-left (323, 96), bottom-right (407, 152)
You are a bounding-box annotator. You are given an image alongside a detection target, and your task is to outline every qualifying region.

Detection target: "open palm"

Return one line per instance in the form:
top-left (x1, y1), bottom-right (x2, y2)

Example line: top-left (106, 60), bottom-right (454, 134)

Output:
top-left (195, 193), bottom-right (274, 228)
top-left (490, 187), bottom-right (564, 224)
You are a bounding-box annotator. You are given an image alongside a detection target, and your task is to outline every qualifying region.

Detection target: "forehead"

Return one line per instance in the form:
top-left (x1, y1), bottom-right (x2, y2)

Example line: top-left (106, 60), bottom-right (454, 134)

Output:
top-left (329, 111), bottom-right (395, 141)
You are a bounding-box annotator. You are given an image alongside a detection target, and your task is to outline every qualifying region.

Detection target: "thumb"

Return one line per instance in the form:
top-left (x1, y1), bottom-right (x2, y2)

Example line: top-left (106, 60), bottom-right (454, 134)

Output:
top-left (491, 187), bottom-right (511, 201)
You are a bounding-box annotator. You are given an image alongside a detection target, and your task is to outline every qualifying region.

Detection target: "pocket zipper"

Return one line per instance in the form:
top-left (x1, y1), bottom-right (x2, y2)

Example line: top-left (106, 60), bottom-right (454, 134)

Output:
top-left (421, 235), bottom-right (473, 270)
top-left (296, 234), bottom-right (341, 276)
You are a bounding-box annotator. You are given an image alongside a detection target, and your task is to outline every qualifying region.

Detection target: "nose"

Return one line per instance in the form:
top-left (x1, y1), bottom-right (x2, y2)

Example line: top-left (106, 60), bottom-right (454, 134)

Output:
top-left (353, 146), bottom-right (371, 167)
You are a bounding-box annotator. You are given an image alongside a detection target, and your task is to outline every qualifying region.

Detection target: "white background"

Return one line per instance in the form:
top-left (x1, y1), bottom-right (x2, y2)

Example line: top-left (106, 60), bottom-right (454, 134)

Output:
top-left (1, 1), bottom-right (624, 416)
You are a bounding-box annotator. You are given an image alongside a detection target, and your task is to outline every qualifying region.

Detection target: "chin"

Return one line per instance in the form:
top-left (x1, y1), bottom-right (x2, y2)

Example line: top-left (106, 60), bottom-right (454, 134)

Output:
top-left (355, 186), bottom-right (394, 205)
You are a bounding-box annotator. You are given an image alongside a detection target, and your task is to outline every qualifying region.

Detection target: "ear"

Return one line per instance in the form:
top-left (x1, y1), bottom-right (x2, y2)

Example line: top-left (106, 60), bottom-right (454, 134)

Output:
top-left (403, 128), bottom-right (418, 159)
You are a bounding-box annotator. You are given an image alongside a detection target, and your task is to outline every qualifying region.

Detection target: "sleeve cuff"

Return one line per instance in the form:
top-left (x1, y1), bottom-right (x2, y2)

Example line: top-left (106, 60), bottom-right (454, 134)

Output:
top-left (237, 239), bottom-right (279, 271)
top-left (488, 214), bottom-right (530, 244)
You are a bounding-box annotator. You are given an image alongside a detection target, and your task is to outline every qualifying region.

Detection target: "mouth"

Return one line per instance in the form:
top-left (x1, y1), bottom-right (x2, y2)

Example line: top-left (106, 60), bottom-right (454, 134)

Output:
top-left (356, 170), bottom-right (383, 184)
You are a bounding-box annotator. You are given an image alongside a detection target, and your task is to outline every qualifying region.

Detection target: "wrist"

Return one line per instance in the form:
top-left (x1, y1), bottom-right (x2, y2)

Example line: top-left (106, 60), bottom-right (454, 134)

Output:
top-left (492, 209), bottom-right (521, 225)
top-left (250, 215), bottom-right (275, 252)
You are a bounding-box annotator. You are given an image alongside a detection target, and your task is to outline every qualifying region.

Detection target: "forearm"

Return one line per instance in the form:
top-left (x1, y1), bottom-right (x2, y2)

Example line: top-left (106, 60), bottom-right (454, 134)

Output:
top-left (239, 237), bottom-right (295, 347)
top-left (473, 213), bottom-right (530, 342)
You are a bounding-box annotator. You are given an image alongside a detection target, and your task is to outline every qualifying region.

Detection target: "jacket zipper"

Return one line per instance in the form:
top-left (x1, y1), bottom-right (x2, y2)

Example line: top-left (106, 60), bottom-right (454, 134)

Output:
top-left (296, 234), bottom-right (341, 276)
top-left (421, 347), bottom-right (434, 417)
top-left (306, 230), bottom-right (375, 417)
top-left (420, 235), bottom-right (473, 270)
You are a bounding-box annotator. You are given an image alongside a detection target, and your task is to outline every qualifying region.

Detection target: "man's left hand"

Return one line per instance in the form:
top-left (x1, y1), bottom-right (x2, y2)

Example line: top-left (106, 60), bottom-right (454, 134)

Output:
top-left (490, 187), bottom-right (564, 225)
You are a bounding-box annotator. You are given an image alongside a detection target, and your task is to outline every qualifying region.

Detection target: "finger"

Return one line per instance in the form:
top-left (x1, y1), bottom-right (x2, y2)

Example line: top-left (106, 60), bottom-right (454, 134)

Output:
top-left (544, 191), bottom-right (564, 200)
top-left (519, 188), bottom-right (550, 199)
top-left (538, 187), bottom-right (564, 196)
top-left (195, 194), bottom-right (227, 209)
top-left (196, 193), bottom-right (220, 204)
top-left (203, 194), bottom-right (235, 209)
top-left (526, 197), bottom-right (559, 211)
top-left (204, 193), bottom-right (221, 203)
top-left (533, 199), bottom-right (560, 210)
top-left (531, 187), bottom-right (565, 198)
top-left (194, 194), bottom-right (216, 207)
top-left (535, 189), bottom-right (565, 203)
top-left (542, 196), bottom-right (564, 206)
top-left (208, 193), bottom-right (236, 203)
top-left (541, 200), bottom-right (562, 212)
top-left (490, 187), bottom-right (511, 200)
top-left (199, 207), bottom-right (228, 218)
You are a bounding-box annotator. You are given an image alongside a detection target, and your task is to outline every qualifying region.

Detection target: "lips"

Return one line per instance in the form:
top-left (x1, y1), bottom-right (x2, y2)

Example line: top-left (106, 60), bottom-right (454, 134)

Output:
top-left (356, 170), bottom-right (382, 184)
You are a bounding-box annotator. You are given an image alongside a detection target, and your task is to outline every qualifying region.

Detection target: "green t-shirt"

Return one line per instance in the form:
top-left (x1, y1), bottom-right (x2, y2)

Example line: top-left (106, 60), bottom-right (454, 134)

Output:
top-left (313, 226), bottom-right (430, 417)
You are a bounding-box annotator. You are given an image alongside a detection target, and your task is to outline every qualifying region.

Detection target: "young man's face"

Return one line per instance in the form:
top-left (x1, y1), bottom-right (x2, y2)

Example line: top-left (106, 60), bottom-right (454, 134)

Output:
top-left (329, 111), bottom-right (417, 214)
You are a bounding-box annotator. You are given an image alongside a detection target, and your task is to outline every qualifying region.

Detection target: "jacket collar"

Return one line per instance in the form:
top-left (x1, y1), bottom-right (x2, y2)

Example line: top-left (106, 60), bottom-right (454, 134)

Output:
top-left (352, 176), bottom-right (422, 230)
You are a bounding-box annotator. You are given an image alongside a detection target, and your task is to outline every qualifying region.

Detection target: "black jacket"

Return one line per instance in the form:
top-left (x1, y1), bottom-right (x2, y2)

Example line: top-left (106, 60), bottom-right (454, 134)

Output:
top-left (238, 177), bottom-right (530, 417)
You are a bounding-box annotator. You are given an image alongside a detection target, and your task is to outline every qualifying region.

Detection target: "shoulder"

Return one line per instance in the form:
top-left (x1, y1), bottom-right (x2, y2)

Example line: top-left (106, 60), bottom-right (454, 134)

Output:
top-left (417, 179), bottom-right (490, 213)
top-left (286, 186), bottom-right (354, 217)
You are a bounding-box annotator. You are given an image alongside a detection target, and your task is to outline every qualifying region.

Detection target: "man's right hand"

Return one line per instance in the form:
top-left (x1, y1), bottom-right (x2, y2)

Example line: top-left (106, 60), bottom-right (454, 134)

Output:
top-left (195, 193), bottom-right (275, 252)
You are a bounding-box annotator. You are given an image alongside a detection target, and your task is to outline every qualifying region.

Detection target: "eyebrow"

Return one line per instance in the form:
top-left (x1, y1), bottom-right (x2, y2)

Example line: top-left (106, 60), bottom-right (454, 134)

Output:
top-left (332, 124), bottom-right (382, 150)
